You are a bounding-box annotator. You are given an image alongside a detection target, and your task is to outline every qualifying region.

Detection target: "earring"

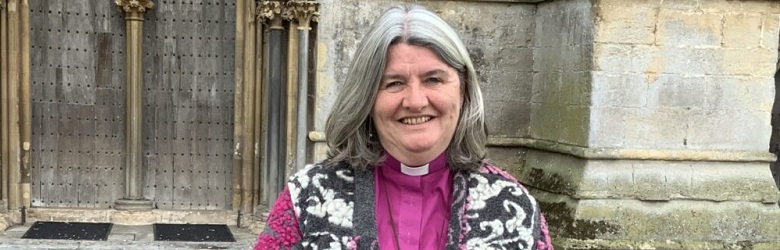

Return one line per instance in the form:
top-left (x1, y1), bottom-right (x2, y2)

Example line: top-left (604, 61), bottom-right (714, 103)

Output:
top-left (367, 119), bottom-right (374, 138)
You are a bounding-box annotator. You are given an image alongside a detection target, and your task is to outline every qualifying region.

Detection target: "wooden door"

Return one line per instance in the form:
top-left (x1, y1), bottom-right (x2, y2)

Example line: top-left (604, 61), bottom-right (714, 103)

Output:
top-left (29, 0), bottom-right (125, 208)
top-left (29, 0), bottom-right (235, 210)
top-left (140, 0), bottom-right (236, 210)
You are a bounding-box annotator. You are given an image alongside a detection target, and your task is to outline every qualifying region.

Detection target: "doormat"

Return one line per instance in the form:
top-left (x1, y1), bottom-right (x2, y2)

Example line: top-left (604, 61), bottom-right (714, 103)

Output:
top-left (22, 221), bottom-right (113, 241)
top-left (153, 223), bottom-right (236, 242)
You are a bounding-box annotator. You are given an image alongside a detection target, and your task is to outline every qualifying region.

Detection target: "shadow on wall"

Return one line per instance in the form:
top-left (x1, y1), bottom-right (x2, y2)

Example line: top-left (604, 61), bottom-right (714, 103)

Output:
top-left (772, 68), bottom-right (780, 200)
top-left (773, 34), bottom-right (780, 204)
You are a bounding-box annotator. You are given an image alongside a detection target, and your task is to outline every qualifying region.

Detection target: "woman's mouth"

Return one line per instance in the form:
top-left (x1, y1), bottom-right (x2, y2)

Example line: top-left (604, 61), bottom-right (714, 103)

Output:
top-left (401, 116), bottom-right (432, 125)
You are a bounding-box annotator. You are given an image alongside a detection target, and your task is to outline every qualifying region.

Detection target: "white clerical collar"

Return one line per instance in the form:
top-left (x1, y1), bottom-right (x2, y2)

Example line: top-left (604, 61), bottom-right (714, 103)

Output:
top-left (400, 163), bottom-right (429, 176)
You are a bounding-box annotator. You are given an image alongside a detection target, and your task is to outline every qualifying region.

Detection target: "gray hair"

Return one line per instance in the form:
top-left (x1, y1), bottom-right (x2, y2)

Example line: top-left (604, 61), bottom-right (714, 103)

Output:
top-left (324, 5), bottom-right (487, 171)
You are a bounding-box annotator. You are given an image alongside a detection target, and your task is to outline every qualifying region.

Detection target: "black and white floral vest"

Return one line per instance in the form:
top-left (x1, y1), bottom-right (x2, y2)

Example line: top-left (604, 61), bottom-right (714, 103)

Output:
top-left (287, 162), bottom-right (548, 249)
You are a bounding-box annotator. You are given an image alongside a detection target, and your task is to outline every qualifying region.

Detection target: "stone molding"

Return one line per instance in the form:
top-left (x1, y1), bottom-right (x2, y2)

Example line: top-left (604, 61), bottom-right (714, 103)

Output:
top-left (114, 199), bottom-right (154, 211)
top-left (522, 154), bottom-right (779, 203)
top-left (27, 207), bottom-right (238, 225)
top-left (535, 191), bottom-right (780, 248)
top-left (115, 0), bottom-right (154, 14)
top-left (308, 131), bottom-right (775, 162)
top-left (289, 1), bottom-right (319, 29)
top-left (489, 137), bottom-right (776, 163)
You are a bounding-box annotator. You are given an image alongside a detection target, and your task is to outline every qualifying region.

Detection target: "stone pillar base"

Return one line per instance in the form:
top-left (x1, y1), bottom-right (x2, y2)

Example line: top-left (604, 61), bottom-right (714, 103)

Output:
top-left (114, 198), bottom-right (154, 211)
top-left (554, 238), bottom-right (780, 250)
top-left (534, 190), bottom-right (780, 249)
top-left (0, 200), bottom-right (10, 230)
top-left (516, 149), bottom-right (780, 249)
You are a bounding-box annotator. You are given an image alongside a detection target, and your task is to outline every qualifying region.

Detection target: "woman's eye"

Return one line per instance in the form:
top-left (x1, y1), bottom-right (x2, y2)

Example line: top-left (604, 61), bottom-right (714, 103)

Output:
top-left (383, 81), bottom-right (404, 92)
top-left (425, 77), bottom-right (442, 85)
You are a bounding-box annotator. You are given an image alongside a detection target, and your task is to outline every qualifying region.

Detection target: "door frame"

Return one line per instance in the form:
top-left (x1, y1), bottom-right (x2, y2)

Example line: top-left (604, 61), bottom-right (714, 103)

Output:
top-left (0, 0), bottom-right (266, 226)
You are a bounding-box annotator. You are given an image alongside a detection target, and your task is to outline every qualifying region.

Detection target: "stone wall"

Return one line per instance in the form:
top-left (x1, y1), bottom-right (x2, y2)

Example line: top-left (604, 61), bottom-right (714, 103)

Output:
top-left (531, 0), bottom-right (593, 146)
top-left (311, 0), bottom-right (780, 248)
top-left (311, 0), bottom-right (538, 163)
top-left (590, 0), bottom-right (777, 150)
top-left (519, 0), bottom-right (780, 249)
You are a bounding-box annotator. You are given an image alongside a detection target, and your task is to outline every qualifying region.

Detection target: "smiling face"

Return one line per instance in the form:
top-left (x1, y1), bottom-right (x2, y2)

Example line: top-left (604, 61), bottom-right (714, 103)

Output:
top-left (372, 44), bottom-right (463, 166)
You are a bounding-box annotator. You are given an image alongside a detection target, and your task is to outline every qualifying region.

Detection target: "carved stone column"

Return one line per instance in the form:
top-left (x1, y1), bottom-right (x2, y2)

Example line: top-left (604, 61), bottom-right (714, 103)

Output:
top-left (114, 0), bottom-right (154, 211)
top-left (258, 0), bottom-right (289, 208)
top-left (2, 0), bottom-right (31, 217)
top-left (0, 0), bottom-right (10, 209)
top-left (289, 1), bottom-right (318, 171)
top-left (290, 1), bottom-right (317, 29)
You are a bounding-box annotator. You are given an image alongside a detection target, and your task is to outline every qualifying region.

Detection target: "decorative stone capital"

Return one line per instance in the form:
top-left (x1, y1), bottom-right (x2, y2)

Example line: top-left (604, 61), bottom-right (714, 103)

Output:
top-left (289, 1), bottom-right (319, 29)
top-left (258, 1), bottom-right (291, 29)
top-left (115, 0), bottom-right (154, 14)
top-left (0, 0), bottom-right (5, 11)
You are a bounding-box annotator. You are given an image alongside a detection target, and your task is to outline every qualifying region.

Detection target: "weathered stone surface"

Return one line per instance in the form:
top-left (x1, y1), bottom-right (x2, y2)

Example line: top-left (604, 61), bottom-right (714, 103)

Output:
top-left (555, 239), bottom-right (780, 250)
top-left (589, 0), bottom-right (778, 150)
top-left (656, 10), bottom-right (723, 47)
top-left (589, 106), bottom-right (772, 150)
top-left (723, 14), bottom-right (764, 48)
top-left (533, 190), bottom-right (780, 249)
top-left (700, 0), bottom-right (780, 14)
top-left (486, 147), bottom-right (525, 173)
top-left (593, 2), bottom-right (656, 44)
top-left (593, 44), bottom-right (654, 73)
top-left (511, 150), bottom-right (585, 196)
top-left (110, 211), bottom-right (161, 225)
top-left (530, 0), bottom-right (594, 146)
top-left (247, 214), bottom-right (266, 235)
top-left (0, 217), bottom-right (9, 232)
top-left (485, 101), bottom-right (532, 136)
top-left (24, 208), bottom-right (238, 225)
top-left (517, 150), bottom-right (779, 202)
top-left (761, 14), bottom-right (780, 51)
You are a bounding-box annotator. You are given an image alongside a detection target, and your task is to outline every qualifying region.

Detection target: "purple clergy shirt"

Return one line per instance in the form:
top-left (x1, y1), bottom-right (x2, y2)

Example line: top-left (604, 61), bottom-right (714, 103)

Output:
top-left (375, 152), bottom-right (453, 250)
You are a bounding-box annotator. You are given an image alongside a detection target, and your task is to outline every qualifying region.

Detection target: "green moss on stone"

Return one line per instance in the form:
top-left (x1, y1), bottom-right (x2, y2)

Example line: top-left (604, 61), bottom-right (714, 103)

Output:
top-left (540, 202), bottom-right (621, 240)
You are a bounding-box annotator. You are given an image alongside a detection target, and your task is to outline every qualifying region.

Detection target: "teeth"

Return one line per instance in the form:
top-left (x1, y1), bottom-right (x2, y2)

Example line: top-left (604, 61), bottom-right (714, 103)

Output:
top-left (402, 117), bottom-right (431, 125)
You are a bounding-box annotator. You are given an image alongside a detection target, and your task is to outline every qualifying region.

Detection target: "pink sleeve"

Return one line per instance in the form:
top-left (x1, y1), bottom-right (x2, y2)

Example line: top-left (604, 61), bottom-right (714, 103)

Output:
top-left (254, 186), bottom-right (302, 250)
top-left (537, 213), bottom-right (554, 250)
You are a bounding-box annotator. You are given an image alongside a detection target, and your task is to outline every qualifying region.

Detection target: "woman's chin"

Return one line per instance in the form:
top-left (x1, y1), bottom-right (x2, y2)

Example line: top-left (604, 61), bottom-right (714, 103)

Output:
top-left (399, 144), bottom-right (436, 155)
top-left (393, 145), bottom-right (445, 162)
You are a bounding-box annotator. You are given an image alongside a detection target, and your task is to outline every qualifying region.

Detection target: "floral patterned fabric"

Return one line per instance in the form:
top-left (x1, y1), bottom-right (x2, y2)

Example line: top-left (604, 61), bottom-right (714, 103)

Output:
top-left (256, 186), bottom-right (302, 249)
top-left (254, 162), bottom-right (553, 250)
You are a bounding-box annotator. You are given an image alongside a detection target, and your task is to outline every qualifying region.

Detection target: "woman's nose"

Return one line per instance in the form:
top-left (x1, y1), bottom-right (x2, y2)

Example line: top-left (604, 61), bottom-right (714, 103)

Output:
top-left (402, 81), bottom-right (429, 111)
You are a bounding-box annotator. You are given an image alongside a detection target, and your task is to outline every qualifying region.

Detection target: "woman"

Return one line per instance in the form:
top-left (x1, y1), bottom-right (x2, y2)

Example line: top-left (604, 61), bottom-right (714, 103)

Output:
top-left (256, 5), bottom-right (552, 250)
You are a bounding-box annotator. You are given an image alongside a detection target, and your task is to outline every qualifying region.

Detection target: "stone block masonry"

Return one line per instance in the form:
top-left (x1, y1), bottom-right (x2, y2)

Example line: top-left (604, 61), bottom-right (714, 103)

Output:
top-left (531, 0), bottom-right (594, 147)
top-left (310, 0), bottom-right (780, 249)
top-left (523, 0), bottom-right (780, 249)
top-left (590, 0), bottom-right (778, 150)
